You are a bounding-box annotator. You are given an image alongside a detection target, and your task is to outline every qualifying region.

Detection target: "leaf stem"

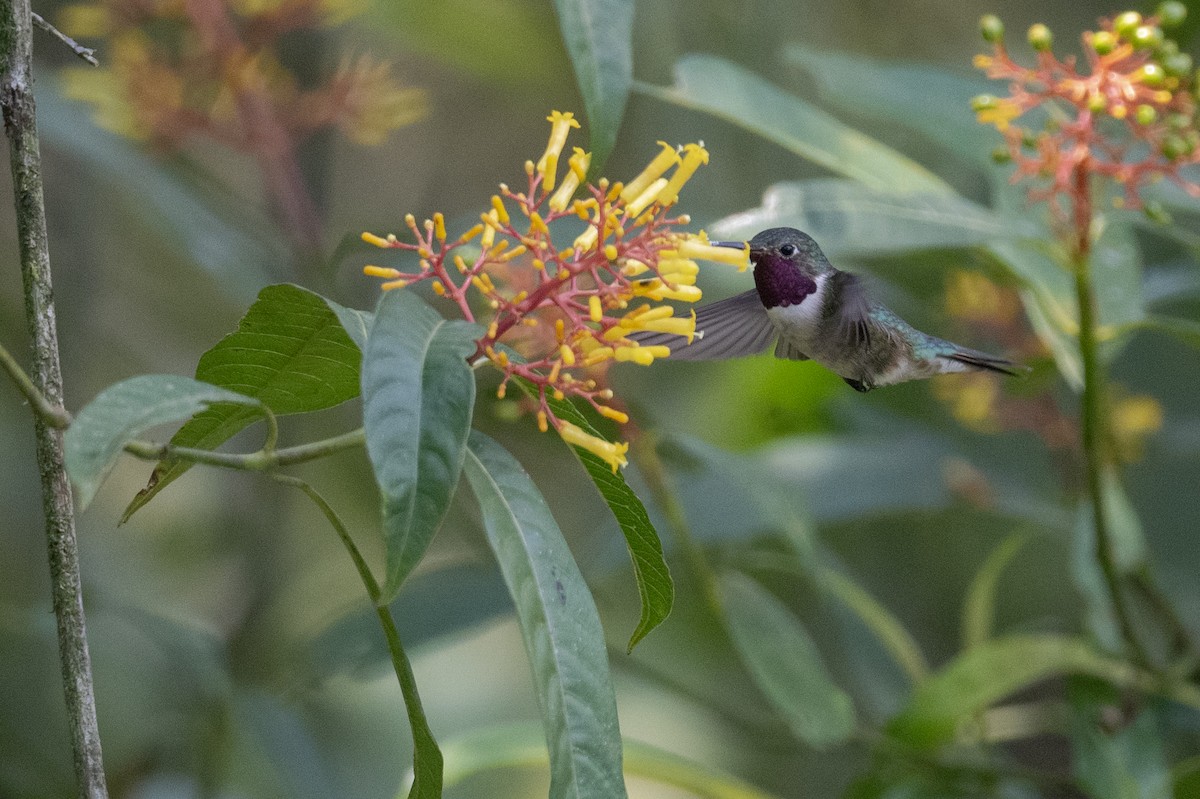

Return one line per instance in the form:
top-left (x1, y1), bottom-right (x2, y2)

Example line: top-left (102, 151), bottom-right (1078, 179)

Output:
top-left (1, 0), bottom-right (109, 793)
top-left (1070, 164), bottom-right (1148, 667)
top-left (270, 474), bottom-right (443, 796)
top-left (123, 427), bottom-right (365, 471)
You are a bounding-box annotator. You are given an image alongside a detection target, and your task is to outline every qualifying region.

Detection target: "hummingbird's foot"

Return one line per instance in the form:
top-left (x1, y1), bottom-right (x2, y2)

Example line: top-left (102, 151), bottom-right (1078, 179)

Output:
top-left (843, 377), bottom-right (872, 393)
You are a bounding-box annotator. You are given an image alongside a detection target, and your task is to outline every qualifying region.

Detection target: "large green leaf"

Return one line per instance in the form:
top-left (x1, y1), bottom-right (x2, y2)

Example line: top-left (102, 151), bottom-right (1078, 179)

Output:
top-left (121, 284), bottom-right (363, 521)
top-left (528, 383), bottom-right (672, 652)
top-left (637, 55), bottom-right (949, 194)
top-left (888, 634), bottom-right (1200, 750)
top-left (66, 375), bottom-right (264, 509)
top-left (720, 571), bottom-right (855, 749)
top-left (552, 0), bottom-right (632, 169)
top-left (783, 47), bottom-right (1000, 167)
top-left (463, 431), bottom-right (627, 799)
top-left (441, 722), bottom-right (781, 799)
top-left (362, 289), bottom-right (479, 599)
top-left (821, 569), bottom-right (929, 686)
top-left (710, 179), bottom-right (1019, 257)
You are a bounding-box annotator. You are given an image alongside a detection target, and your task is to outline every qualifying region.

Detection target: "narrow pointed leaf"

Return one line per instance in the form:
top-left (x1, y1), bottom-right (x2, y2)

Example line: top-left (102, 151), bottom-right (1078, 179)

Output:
top-left (463, 431), bottom-right (627, 799)
top-left (888, 634), bottom-right (1200, 750)
top-left (711, 179), bottom-right (1017, 256)
top-left (363, 289), bottom-right (479, 599)
top-left (517, 378), bottom-right (671, 651)
top-left (66, 375), bottom-right (264, 508)
top-left (323, 298), bottom-right (374, 353)
top-left (821, 569), bottom-right (929, 686)
top-left (721, 571), bottom-right (855, 749)
top-left (639, 55), bottom-right (949, 194)
top-left (552, 0), bottom-right (632, 168)
top-left (961, 533), bottom-right (1028, 650)
top-left (122, 284), bottom-right (363, 521)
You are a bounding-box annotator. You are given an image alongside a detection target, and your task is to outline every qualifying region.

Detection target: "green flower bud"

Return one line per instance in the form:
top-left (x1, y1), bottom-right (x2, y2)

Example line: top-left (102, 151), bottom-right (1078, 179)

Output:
top-left (1143, 200), bottom-right (1172, 224)
top-left (1139, 62), bottom-right (1167, 86)
top-left (1088, 94), bottom-right (1108, 113)
top-left (1161, 133), bottom-right (1189, 158)
top-left (980, 14), bottom-right (1005, 43)
top-left (1114, 11), bottom-right (1143, 38)
top-left (1167, 112), bottom-right (1191, 129)
top-left (971, 94), bottom-right (1000, 111)
top-left (1157, 39), bottom-right (1179, 57)
top-left (1157, 1), bottom-right (1187, 28)
top-left (1135, 104), bottom-right (1158, 125)
top-left (991, 147), bottom-right (1012, 164)
top-left (1132, 25), bottom-right (1165, 49)
top-left (1092, 30), bottom-right (1118, 54)
top-left (1028, 23), bottom-right (1053, 51)
top-left (1163, 52), bottom-right (1193, 77)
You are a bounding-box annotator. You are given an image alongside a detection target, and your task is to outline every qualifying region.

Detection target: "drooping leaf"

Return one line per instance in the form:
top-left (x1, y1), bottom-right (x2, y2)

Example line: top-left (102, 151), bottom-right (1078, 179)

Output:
top-left (1068, 677), bottom-right (1171, 799)
top-left (821, 568), bottom-right (929, 686)
top-left (65, 375), bottom-right (265, 509)
top-left (961, 532), bottom-right (1028, 650)
top-left (323, 297), bottom-right (374, 353)
top-left (362, 289), bottom-right (480, 599)
top-left (720, 571), bottom-right (855, 749)
top-left (710, 179), bottom-right (1019, 257)
top-left (441, 721), bottom-right (780, 799)
top-left (552, 0), bottom-right (632, 169)
top-left (463, 431), bottom-right (627, 799)
top-left (518, 380), bottom-right (672, 652)
top-left (888, 634), bottom-right (1200, 750)
top-left (121, 284), bottom-right (363, 521)
top-left (1129, 314), bottom-right (1200, 350)
top-left (638, 55), bottom-right (950, 194)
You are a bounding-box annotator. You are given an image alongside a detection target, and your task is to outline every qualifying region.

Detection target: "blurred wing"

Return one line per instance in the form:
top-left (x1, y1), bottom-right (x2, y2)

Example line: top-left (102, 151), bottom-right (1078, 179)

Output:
top-left (829, 270), bottom-right (873, 350)
top-left (630, 289), bottom-right (776, 360)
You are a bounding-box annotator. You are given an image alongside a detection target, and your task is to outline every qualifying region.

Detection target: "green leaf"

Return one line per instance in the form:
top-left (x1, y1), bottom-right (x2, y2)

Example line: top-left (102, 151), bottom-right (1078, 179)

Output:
top-left (720, 571), bottom-right (855, 749)
top-left (782, 47), bottom-right (1001, 167)
top-left (552, 0), bottom-right (632, 169)
top-left (442, 721), bottom-right (782, 799)
top-left (121, 284), bottom-right (363, 521)
top-left (638, 55), bottom-right (949, 194)
top-left (463, 431), bottom-right (628, 799)
top-left (1068, 677), bottom-right (1171, 799)
top-left (323, 298), bottom-right (374, 353)
top-left (961, 532), bottom-right (1028, 651)
top-left (887, 634), bottom-right (1200, 750)
top-left (66, 375), bottom-right (264, 509)
top-left (710, 179), bottom-right (1018, 257)
top-left (821, 569), bottom-right (929, 686)
top-left (363, 289), bottom-right (479, 599)
top-left (1126, 314), bottom-right (1200, 351)
top-left (524, 382), bottom-right (672, 652)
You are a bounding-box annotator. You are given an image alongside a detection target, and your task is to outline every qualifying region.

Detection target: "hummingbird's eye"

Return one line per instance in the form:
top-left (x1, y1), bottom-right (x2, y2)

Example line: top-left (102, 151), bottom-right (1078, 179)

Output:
top-left (779, 244), bottom-right (797, 257)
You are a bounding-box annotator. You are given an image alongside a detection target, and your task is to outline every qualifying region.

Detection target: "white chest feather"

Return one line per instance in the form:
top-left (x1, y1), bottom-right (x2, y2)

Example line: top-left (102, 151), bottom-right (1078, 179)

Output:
top-left (764, 273), bottom-right (827, 344)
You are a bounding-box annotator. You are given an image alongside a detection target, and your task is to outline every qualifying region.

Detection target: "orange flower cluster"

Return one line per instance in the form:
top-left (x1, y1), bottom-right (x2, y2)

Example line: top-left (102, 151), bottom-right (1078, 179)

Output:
top-left (363, 112), bottom-right (747, 470)
top-left (973, 3), bottom-right (1200, 218)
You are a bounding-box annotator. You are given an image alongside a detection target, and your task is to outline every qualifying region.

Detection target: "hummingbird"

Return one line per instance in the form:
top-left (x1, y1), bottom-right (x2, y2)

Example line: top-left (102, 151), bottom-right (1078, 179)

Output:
top-left (634, 227), bottom-right (1023, 392)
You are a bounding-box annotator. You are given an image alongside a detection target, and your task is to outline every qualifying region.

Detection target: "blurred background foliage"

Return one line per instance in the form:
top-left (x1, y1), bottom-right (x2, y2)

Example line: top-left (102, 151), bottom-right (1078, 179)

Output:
top-left (3, 0), bottom-right (1200, 796)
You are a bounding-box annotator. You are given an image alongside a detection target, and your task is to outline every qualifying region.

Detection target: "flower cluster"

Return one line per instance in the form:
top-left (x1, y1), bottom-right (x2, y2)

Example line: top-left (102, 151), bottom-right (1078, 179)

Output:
top-left (972, 3), bottom-right (1200, 219)
top-left (363, 112), bottom-right (748, 471)
top-left (59, 0), bottom-right (424, 148)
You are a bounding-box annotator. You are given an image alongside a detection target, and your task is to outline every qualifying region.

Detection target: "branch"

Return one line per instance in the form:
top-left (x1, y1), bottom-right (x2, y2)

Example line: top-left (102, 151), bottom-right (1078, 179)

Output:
top-left (31, 11), bottom-right (98, 66)
top-left (0, 337), bottom-right (71, 427)
top-left (123, 427), bottom-right (365, 471)
top-left (1, 0), bottom-right (109, 794)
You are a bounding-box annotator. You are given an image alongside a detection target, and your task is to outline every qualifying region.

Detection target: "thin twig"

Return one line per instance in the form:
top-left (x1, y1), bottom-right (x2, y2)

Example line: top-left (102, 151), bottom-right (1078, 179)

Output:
top-left (31, 11), bottom-right (98, 66)
top-left (0, 337), bottom-right (71, 427)
top-left (123, 427), bottom-right (365, 471)
top-left (1, 0), bottom-right (108, 795)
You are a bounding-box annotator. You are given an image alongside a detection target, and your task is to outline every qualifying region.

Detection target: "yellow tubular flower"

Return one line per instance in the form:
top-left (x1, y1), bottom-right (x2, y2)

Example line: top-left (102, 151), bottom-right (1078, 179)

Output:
top-left (574, 225), bottom-right (599, 252)
top-left (632, 281), bottom-right (703, 302)
top-left (657, 258), bottom-right (700, 276)
top-left (628, 311), bottom-right (697, 343)
top-left (597, 406), bottom-right (629, 424)
top-left (536, 111), bottom-right (580, 191)
top-left (363, 265), bottom-right (402, 278)
top-left (558, 421), bottom-right (629, 472)
top-left (548, 148), bottom-right (591, 211)
top-left (621, 142), bottom-right (680, 202)
top-left (675, 238), bottom-right (750, 271)
top-left (589, 295), bottom-right (604, 322)
top-left (655, 143), bottom-right (709, 204)
top-left (626, 178), bottom-right (669, 218)
top-left (362, 232), bottom-right (392, 247)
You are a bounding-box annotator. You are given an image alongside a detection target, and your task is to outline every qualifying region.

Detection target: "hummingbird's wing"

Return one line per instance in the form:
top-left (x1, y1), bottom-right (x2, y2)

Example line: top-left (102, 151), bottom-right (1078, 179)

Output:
top-left (630, 289), bottom-right (777, 360)
top-left (828, 270), bottom-right (874, 350)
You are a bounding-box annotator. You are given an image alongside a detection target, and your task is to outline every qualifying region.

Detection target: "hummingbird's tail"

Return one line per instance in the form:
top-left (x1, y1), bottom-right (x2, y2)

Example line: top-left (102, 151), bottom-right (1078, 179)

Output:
top-left (945, 346), bottom-right (1027, 377)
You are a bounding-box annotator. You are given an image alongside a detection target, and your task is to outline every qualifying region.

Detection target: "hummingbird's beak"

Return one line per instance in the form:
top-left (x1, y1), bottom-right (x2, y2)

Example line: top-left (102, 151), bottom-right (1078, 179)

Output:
top-left (708, 240), bottom-right (748, 250)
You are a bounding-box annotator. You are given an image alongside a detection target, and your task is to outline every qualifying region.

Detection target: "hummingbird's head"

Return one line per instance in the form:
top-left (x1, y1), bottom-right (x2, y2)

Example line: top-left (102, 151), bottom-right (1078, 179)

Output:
top-left (712, 227), bottom-right (831, 276)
